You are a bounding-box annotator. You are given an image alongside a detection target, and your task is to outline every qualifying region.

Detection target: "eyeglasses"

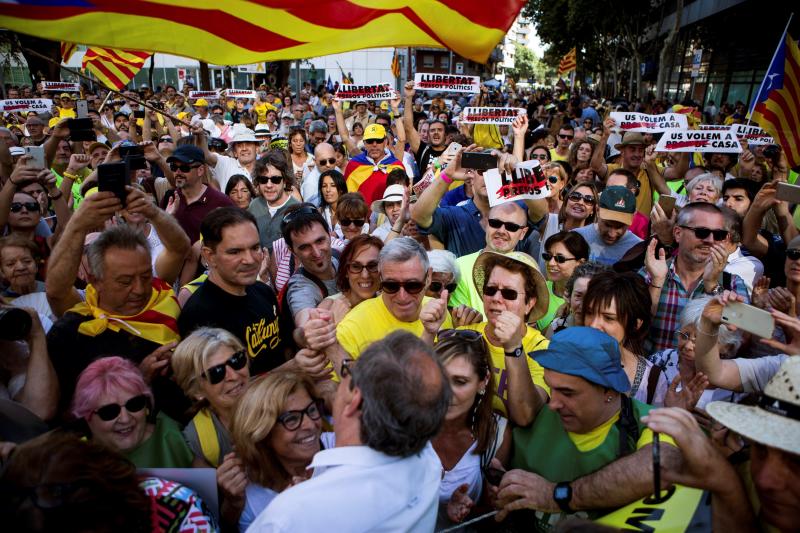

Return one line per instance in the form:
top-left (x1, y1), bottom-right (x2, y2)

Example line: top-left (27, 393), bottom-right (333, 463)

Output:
top-left (317, 157), bottom-right (337, 166)
top-left (558, 134), bottom-right (574, 140)
top-left (340, 358), bottom-right (355, 379)
top-left (483, 285), bottom-right (519, 300)
top-left (93, 394), bottom-right (148, 422)
top-left (256, 175), bottom-right (284, 185)
top-left (429, 280), bottom-right (458, 293)
top-left (202, 350), bottom-right (248, 385)
top-left (348, 261), bottom-right (379, 274)
top-left (679, 226), bottom-right (729, 241)
top-left (487, 218), bottom-right (524, 232)
top-left (276, 399), bottom-right (324, 431)
top-left (169, 162), bottom-right (201, 172)
top-left (159, 137), bottom-right (173, 143)
top-left (339, 218), bottom-right (365, 228)
top-left (381, 279), bottom-right (426, 294)
top-left (787, 249), bottom-right (800, 261)
top-left (676, 330), bottom-right (697, 342)
top-left (364, 138), bottom-right (385, 145)
top-left (548, 175), bottom-right (560, 184)
top-left (542, 252), bottom-right (577, 264)
top-left (10, 201), bottom-right (39, 213)
top-left (567, 192), bottom-right (595, 204)
top-left (532, 153), bottom-right (549, 160)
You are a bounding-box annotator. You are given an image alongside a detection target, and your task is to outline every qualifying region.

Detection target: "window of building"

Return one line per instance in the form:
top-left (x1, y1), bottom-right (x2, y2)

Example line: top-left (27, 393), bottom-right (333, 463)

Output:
top-left (440, 55), bottom-right (449, 69)
top-left (423, 55), bottom-right (434, 68)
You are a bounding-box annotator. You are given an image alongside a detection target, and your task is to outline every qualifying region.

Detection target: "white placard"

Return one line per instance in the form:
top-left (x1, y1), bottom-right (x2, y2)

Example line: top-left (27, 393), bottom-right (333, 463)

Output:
top-left (655, 129), bottom-right (743, 153)
top-left (237, 63), bottom-right (266, 74)
top-left (225, 89), bottom-right (257, 99)
top-left (414, 73), bottom-right (480, 93)
top-left (697, 124), bottom-right (730, 130)
top-left (335, 84), bottom-right (396, 101)
top-left (0, 99), bottom-right (53, 113)
top-left (486, 160), bottom-right (551, 207)
top-left (189, 90), bottom-right (221, 100)
top-left (610, 112), bottom-right (688, 133)
top-left (731, 124), bottom-right (774, 146)
top-left (461, 107), bottom-right (525, 125)
top-left (43, 81), bottom-right (80, 92)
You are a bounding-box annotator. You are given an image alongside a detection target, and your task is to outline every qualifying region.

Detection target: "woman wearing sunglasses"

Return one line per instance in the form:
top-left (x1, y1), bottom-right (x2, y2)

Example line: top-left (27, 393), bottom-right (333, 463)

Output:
top-left (333, 192), bottom-right (369, 241)
top-left (70, 356), bottom-right (194, 468)
top-left (426, 249), bottom-right (460, 300)
top-left (536, 182), bottom-right (598, 270)
top-left (537, 231), bottom-right (589, 333)
top-left (233, 370), bottom-right (334, 532)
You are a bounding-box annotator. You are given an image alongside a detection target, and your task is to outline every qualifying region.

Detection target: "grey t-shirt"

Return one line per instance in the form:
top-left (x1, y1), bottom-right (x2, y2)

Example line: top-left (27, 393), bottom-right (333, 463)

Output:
top-left (573, 223), bottom-right (642, 266)
top-left (286, 258), bottom-right (340, 317)
top-left (182, 409), bottom-right (233, 466)
top-left (734, 354), bottom-right (788, 393)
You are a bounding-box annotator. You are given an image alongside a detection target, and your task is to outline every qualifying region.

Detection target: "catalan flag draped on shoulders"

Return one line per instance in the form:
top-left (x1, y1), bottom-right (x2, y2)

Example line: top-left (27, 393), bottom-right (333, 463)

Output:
top-left (344, 124), bottom-right (405, 206)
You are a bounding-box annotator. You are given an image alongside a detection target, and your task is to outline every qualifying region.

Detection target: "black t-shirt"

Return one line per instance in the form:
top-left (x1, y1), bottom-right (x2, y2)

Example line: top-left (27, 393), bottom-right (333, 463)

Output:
top-left (414, 141), bottom-right (446, 179)
top-left (178, 279), bottom-right (294, 375)
top-left (46, 312), bottom-right (191, 423)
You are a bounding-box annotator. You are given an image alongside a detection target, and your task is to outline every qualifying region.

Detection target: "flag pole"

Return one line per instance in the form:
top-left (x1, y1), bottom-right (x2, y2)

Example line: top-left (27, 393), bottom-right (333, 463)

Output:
top-left (747, 12), bottom-right (794, 125)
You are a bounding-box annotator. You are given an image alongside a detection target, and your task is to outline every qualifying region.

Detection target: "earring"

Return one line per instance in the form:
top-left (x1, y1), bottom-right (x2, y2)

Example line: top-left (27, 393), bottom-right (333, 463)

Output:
top-left (478, 389), bottom-right (485, 396)
top-left (606, 396), bottom-right (613, 403)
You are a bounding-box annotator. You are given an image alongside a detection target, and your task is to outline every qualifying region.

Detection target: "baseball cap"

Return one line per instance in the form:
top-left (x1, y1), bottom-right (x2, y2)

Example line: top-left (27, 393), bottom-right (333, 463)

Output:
top-left (194, 98), bottom-right (209, 107)
top-left (363, 123), bottom-right (386, 142)
top-left (87, 141), bottom-right (109, 155)
top-left (58, 93), bottom-right (71, 100)
top-left (532, 327), bottom-right (630, 393)
top-left (598, 186), bottom-right (636, 226)
top-left (166, 144), bottom-right (205, 165)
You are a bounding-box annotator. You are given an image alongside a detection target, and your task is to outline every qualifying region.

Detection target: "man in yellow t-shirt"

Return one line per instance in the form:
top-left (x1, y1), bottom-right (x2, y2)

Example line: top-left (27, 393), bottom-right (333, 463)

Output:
top-left (549, 124), bottom-right (573, 162)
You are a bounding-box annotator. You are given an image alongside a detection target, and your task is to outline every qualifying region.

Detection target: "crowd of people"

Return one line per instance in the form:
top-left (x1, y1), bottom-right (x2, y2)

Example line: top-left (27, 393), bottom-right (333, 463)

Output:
top-left (0, 76), bottom-right (798, 533)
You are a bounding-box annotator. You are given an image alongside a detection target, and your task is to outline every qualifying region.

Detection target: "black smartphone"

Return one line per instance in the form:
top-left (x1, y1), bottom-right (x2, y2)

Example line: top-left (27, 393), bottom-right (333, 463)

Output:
top-left (97, 161), bottom-right (129, 206)
top-left (118, 144), bottom-right (144, 160)
top-left (66, 117), bottom-right (96, 141)
top-left (133, 109), bottom-right (145, 119)
top-left (461, 151), bottom-right (497, 171)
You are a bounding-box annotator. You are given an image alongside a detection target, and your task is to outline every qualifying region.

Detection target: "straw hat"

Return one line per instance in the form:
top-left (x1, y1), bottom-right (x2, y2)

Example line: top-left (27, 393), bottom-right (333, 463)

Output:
top-left (706, 357), bottom-right (800, 455)
top-left (614, 131), bottom-right (646, 150)
top-left (472, 250), bottom-right (549, 322)
top-left (370, 184), bottom-right (405, 215)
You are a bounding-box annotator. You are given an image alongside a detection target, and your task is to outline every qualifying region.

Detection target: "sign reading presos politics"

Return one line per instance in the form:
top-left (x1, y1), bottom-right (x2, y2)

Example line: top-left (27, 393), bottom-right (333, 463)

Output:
top-left (414, 73), bottom-right (480, 93)
top-left (731, 124), bottom-right (775, 146)
top-left (655, 128), bottom-right (743, 153)
top-left (43, 81), bottom-right (81, 93)
top-left (189, 90), bottom-right (221, 100)
top-left (610, 112), bottom-right (688, 132)
top-left (0, 99), bottom-right (53, 113)
top-left (461, 107), bottom-right (525, 125)
top-left (225, 89), bottom-right (257, 99)
top-left (335, 84), bottom-right (397, 101)
top-left (486, 159), bottom-right (551, 207)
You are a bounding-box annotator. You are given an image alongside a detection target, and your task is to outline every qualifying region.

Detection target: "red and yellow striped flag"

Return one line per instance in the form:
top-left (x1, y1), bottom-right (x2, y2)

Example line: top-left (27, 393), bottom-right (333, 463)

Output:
top-left (391, 49), bottom-right (401, 79)
top-left (0, 1), bottom-right (526, 64)
top-left (81, 47), bottom-right (151, 90)
top-left (557, 48), bottom-right (577, 77)
top-left (60, 42), bottom-right (77, 63)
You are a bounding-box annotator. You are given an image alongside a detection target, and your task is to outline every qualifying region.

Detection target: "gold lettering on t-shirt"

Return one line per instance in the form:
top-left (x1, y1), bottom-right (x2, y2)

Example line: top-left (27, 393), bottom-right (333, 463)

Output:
top-left (245, 316), bottom-right (281, 358)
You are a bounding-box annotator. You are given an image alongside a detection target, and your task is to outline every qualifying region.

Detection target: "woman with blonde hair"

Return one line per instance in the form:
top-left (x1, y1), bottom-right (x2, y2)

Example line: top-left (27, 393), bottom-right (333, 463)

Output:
top-left (233, 370), bottom-right (334, 531)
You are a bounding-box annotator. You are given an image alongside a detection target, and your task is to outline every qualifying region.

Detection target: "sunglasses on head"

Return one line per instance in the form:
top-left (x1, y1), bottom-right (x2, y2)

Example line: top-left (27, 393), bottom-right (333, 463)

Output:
top-left (317, 157), bottom-right (337, 166)
top-left (483, 284), bottom-right (520, 300)
top-left (787, 249), bottom-right (800, 261)
top-left (202, 350), bottom-right (248, 385)
top-left (340, 218), bottom-right (365, 228)
top-left (277, 399), bottom-right (324, 431)
top-left (256, 175), bottom-right (284, 185)
top-left (93, 394), bottom-right (148, 422)
top-left (437, 328), bottom-right (483, 342)
top-left (679, 225), bottom-right (729, 241)
top-left (542, 252), bottom-right (577, 264)
top-left (567, 192), bottom-right (595, 204)
top-left (558, 134), bottom-right (574, 140)
top-left (429, 281), bottom-right (457, 293)
top-left (169, 162), bottom-right (201, 172)
top-left (348, 260), bottom-right (379, 274)
top-left (487, 218), bottom-right (524, 232)
top-left (10, 201), bottom-right (39, 213)
top-left (381, 279), bottom-right (426, 294)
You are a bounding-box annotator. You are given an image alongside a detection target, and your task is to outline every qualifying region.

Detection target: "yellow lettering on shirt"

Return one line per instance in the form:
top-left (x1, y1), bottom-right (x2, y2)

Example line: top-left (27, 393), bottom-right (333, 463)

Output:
top-left (245, 316), bottom-right (281, 358)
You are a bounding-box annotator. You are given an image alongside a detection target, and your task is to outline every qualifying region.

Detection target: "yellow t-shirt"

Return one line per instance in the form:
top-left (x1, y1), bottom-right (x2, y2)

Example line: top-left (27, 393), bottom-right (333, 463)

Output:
top-left (549, 147), bottom-right (569, 162)
top-left (253, 102), bottom-right (276, 124)
top-left (569, 411), bottom-right (676, 451)
top-left (458, 322), bottom-right (550, 418)
top-left (606, 162), bottom-right (652, 216)
top-left (57, 107), bottom-right (76, 119)
top-left (336, 295), bottom-right (453, 360)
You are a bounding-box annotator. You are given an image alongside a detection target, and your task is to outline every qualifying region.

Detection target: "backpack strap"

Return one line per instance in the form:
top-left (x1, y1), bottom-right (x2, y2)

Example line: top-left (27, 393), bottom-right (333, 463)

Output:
top-left (646, 365), bottom-right (663, 405)
top-left (616, 395), bottom-right (641, 458)
top-left (194, 409), bottom-right (220, 467)
top-left (298, 267), bottom-right (329, 299)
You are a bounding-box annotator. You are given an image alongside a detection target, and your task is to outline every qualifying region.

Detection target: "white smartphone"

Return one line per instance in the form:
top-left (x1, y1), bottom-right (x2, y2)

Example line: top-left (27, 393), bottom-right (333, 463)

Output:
top-left (24, 145), bottom-right (45, 169)
top-left (76, 99), bottom-right (89, 118)
top-left (721, 301), bottom-right (775, 339)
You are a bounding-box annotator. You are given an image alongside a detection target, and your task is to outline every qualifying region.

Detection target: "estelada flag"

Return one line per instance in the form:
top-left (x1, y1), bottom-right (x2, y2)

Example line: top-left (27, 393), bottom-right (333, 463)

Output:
top-left (391, 49), bottom-right (401, 79)
top-left (557, 47), bottom-right (577, 77)
top-left (0, 1), bottom-right (526, 64)
top-left (60, 42), bottom-right (77, 64)
top-left (82, 47), bottom-right (151, 90)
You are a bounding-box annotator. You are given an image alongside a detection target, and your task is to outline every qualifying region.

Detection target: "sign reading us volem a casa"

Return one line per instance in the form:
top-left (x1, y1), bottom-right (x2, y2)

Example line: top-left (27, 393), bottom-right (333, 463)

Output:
top-left (610, 112), bottom-right (688, 132)
top-left (189, 90), bottom-right (221, 100)
top-left (414, 73), bottom-right (480, 93)
top-left (461, 107), bottom-right (525, 125)
top-left (0, 99), bottom-right (53, 113)
top-left (335, 84), bottom-right (397, 101)
top-left (43, 81), bottom-right (81, 92)
top-left (655, 128), bottom-right (743, 153)
top-left (486, 159), bottom-right (551, 207)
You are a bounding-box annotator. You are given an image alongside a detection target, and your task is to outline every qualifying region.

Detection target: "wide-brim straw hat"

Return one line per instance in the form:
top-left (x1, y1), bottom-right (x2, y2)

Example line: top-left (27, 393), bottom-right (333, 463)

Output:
top-left (472, 250), bottom-right (549, 323)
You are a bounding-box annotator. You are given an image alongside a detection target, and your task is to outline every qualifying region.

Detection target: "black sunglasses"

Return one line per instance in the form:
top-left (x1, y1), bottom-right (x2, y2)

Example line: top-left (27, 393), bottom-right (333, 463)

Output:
top-left (483, 285), bottom-right (519, 300)
top-left (317, 157), bottom-right (337, 166)
top-left (340, 218), bottom-right (366, 227)
top-left (548, 175), bottom-right (560, 184)
top-left (381, 279), bottom-right (426, 294)
top-left (256, 175), bottom-right (284, 185)
top-left (787, 249), bottom-right (800, 260)
top-left (169, 162), bottom-right (201, 173)
top-left (277, 399), bottom-right (324, 431)
top-left (10, 201), bottom-right (39, 213)
top-left (429, 281), bottom-right (458, 293)
top-left (348, 261), bottom-right (379, 274)
top-left (159, 137), bottom-right (173, 143)
top-left (364, 138), bottom-right (385, 145)
top-left (487, 218), bottom-right (524, 232)
top-left (531, 153), bottom-right (548, 160)
top-left (202, 350), bottom-right (248, 385)
top-left (679, 225), bottom-right (729, 241)
top-left (567, 192), bottom-right (595, 204)
top-left (93, 394), bottom-right (148, 422)
top-left (437, 328), bottom-right (483, 342)
top-left (542, 252), bottom-right (577, 264)
top-left (281, 205), bottom-right (318, 230)
top-left (558, 134), bottom-right (574, 140)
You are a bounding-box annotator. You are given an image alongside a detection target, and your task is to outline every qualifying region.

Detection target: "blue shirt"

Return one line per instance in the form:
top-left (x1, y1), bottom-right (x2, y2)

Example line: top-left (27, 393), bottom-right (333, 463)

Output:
top-left (420, 199), bottom-right (485, 256)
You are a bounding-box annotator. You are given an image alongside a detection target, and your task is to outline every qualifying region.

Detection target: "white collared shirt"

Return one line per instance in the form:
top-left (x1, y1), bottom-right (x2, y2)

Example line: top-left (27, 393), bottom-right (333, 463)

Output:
top-left (725, 246), bottom-right (763, 295)
top-left (247, 442), bottom-right (442, 532)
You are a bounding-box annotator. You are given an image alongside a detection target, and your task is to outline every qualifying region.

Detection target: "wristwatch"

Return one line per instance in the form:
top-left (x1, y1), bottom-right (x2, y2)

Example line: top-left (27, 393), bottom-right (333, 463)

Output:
top-left (553, 481), bottom-right (573, 513)
top-left (504, 346), bottom-right (524, 358)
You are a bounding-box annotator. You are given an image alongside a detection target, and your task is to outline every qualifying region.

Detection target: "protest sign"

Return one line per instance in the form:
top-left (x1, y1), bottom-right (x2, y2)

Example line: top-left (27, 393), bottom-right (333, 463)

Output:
top-left (697, 124), bottom-right (730, 130)
top-left (610, 112), bottom-right (688, 132)
top-left (189, 90), bottom-right (221, 100)
top-left (655, 128), bottom-right (742, 153)
top-left (43, 81), bottom-right (81, 93)
top-left (335, 84), bottom-right (396, 101)
top-left (486, 159), bottom-right (551, 207)
top-left (414, 73), bottom-right (480, 93)
top-left (225, 89), bottom-right (257, 99)
top-left (461, 107), bottom-right (525, 125)
top-left (0, 99), bottom-right (53, 113)
top-left (731, 123), bottom-right (774, 146)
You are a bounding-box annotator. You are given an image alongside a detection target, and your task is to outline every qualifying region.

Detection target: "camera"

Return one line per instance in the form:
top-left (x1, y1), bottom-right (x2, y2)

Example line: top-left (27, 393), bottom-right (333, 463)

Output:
top-left (0, 307), bottom-right (32, 341)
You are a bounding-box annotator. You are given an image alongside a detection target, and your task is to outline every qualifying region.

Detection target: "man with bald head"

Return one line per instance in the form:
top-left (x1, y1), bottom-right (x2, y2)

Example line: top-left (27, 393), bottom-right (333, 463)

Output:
top-left (301, 142), bottom-right (340, 206)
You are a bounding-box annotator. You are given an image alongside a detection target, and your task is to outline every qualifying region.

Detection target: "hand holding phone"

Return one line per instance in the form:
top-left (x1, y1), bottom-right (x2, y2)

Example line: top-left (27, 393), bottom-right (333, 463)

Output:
top-left (97, 161), bottom-right (130, 207)
top-left (721, 301), bottom-right (775, 339)
top-left (24, 146), bottom-right (45, 170)
top-left (461, 151), bottom-right (497, 171)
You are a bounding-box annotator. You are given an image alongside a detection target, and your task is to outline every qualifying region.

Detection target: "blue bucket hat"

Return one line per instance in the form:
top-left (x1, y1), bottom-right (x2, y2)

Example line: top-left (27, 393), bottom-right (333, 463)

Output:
top-left (532, 327), bottom-right (630, 393)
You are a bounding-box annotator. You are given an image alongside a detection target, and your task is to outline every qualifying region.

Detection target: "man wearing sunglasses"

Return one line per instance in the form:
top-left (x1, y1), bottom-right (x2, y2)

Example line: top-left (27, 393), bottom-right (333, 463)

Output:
top-left (248, 151), bottom-right (299, 251)
top-left (550, 125), bottom-right (574, 162)
top-left (343, 123), bottom-right (404, 206)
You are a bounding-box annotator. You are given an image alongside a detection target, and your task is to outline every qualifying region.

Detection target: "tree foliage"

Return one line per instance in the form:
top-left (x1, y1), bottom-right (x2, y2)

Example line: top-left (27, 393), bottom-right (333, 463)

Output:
top-left (505, 43), bottom-right (538, 82)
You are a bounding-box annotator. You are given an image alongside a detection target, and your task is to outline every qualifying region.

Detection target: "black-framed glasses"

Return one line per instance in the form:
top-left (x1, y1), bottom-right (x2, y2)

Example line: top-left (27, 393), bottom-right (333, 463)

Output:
top-left (277, 399), bottom-right (324, 431)
top-left (558, 134), bottom-right (574, 140)
top-left (787, 249), bottom-right (800, 261)
top-left (93, 394), bottom-right (148, 422)
top-left (679, 225), bottom-right (729, 241)
top-left (676, 330), bottom-right (697, 342)
top-left (10, 201), bottom-right (39, 213)
top-left (340, 218), bottom-right (366, 228)
top-left (317, 157), bottom-right (337, 166)
top-left (567, 192), bottom-right (595, 204)
top-left (348, 261), bottom-right (379, 274)
top-left (169, 162), bottom-right (201, 173)
top-left (484, 285), bottom-right (519, 300)
top-left (381, 279), bottom-right (426, 294)
top-left (429, 280), bottom-right (457, 293)
top-left (255, 175), bottom-right (284, 185)
top-left (202, 350), bottom-right (248, 385)
top-left (542, 252), bottom-right (577, 264)
top-left (487, 218), bottom-right (524, 232)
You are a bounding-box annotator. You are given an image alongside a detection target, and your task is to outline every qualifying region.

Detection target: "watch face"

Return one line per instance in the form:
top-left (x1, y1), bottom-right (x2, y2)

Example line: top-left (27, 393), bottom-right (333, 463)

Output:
top-left (554, 486), bottom-right (569, 500)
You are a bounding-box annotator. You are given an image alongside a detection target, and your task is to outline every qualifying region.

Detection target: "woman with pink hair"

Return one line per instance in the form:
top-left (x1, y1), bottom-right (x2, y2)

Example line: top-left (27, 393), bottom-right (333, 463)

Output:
top-left (71, 356), bottom-right (193, 468)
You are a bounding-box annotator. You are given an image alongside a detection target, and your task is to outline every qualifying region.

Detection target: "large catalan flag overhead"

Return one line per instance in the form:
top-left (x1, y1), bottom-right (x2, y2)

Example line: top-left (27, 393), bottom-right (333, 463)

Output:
top-left (0, 0), bottom-right (526, 64)
top-left (82, 48), bottom-right (151, 90)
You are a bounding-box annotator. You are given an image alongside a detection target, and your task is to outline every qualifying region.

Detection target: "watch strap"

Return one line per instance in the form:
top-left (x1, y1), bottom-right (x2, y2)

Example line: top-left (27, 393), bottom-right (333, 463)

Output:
top-left (553, 481), bottom-right (572, 513)
top-left (504, 346), bottom-right (524, 358)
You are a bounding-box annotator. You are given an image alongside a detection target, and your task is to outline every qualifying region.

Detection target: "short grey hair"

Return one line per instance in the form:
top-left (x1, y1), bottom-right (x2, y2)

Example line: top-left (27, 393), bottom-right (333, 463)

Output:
top-left (427, 250), bottom-right (461, 285)
top-left (676, 201), bottom-right (723, 227)
top-left (378, 237), bottom-right (429, 274)
top-left (681, 296), bottom-right (743, 354)
top-left (352, 331), bottom-right (451, 457)
top-left (309, 119), bottom-right (328, 134)
top-left (86, 225), bottom-right (150, 280)
top-left (686, 173), bottom-right (723, 197)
